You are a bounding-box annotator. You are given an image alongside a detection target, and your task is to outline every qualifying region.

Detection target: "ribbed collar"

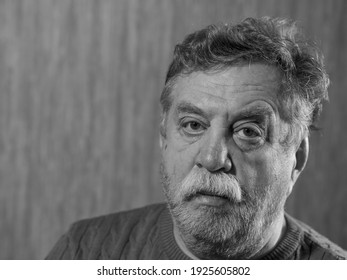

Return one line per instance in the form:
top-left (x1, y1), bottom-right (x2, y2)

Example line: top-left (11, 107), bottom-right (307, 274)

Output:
top-left (260, 213), bottom-right (302, 260)
top-left (159, 206), bottom-right (191, 260)
top-left (158, 206), bottom-right (302, 260)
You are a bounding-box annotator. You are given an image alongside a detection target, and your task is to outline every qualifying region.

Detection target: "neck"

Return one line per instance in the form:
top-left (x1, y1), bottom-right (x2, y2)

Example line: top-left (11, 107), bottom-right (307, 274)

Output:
top-left (173, 214), bottom-right (287, 260)
top-left (250, 214), bottom-right (287, 259)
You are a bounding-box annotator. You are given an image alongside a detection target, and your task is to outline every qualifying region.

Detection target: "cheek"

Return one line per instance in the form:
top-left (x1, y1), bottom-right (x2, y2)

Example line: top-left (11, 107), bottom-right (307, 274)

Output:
top-left (162, 137), bottom-right (198, 186)
top-left (234, 149), bottom-right (293, 191)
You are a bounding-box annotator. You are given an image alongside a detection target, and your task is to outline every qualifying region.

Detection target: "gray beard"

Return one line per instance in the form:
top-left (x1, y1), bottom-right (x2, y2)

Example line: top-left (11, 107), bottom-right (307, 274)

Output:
top-left (160, 163), bottom-right (286, 259)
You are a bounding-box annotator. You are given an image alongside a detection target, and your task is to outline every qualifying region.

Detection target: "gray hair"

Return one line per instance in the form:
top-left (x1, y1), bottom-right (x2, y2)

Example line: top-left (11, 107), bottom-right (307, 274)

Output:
top-left (160, 17), bottom-right (329, 144)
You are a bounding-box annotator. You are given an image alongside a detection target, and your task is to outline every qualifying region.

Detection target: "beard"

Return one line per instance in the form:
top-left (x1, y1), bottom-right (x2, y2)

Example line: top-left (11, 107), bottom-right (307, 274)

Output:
top-left (161, 163), bottom-right (286, 259)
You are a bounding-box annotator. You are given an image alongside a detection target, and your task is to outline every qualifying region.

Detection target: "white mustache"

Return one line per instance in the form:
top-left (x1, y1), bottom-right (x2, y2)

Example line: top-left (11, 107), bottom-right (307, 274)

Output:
top-left (176, 166), bottom-right (242, 202)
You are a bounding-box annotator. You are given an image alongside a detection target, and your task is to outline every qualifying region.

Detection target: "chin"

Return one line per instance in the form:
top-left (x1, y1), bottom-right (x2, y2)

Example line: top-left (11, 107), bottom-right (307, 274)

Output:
top-left (173, 202), bottom-right (265, 259)
top-left (170, 200), bottom-right (255, 242)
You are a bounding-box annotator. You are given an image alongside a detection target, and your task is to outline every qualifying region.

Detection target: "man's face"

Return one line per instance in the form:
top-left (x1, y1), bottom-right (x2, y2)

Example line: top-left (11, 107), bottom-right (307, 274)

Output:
top-left (160, 64), bottom-right (301, 259)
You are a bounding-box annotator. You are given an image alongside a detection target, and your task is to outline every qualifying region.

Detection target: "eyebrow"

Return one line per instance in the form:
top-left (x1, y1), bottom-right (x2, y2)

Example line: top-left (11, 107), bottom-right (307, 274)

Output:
top-left (236, 105), bottom-right (274, 120)
top-left (176, 101), bottom-right (209, 118)
top-left (176, 101), bottom-right (273, 117)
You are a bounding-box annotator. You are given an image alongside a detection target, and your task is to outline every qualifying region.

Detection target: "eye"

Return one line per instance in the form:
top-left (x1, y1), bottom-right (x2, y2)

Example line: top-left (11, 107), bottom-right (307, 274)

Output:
top-left (234, 124), bottom-right (263, 140)
top-left (181, 120), bottom-right (206, 135)
top-left (239, 127), bottom-right (260, 138)
top-left (185, 121), bottom-right (202, 130)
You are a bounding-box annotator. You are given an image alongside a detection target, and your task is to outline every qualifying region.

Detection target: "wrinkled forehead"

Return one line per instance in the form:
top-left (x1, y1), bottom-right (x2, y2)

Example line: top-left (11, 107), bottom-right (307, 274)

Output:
top-left (169, 64), bottom-right (283, 117)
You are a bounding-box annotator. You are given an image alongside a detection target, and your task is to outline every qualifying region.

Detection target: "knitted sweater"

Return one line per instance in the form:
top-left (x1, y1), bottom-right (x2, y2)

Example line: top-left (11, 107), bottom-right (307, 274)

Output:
top-left (46, 203), bottom-right (347, 260)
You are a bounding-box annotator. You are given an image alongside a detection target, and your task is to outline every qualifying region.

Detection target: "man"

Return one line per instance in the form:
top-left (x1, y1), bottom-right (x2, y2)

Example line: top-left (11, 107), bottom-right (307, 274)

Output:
top-left (46, 17), bottom-right (347, 260)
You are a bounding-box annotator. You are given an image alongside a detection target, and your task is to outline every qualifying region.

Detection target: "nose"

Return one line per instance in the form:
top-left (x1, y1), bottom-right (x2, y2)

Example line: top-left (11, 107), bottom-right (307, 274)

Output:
top-left (196, 130), bottom-right (232, 172)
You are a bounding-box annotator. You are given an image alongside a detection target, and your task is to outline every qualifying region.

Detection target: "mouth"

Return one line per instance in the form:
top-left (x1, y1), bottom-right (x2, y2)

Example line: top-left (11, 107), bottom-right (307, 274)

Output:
top-left (197, 191), bottom-right (229, 199)
top-left (189, 191), bottom-right (230, 207)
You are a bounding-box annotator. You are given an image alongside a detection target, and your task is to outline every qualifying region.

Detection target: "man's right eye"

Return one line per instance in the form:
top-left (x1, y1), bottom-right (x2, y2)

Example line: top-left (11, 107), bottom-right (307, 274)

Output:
top-left (181, 120), bottom-right (205, 135)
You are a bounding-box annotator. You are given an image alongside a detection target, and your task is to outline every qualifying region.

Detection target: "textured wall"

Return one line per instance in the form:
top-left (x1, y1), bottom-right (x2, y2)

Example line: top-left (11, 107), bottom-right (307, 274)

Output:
top-left (0, 0), bottom-right (346, 259)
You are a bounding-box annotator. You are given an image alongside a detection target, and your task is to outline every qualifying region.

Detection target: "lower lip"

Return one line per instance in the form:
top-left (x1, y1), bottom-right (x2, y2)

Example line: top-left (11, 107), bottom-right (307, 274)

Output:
top-left (192, 194), bottom-right (229, 207)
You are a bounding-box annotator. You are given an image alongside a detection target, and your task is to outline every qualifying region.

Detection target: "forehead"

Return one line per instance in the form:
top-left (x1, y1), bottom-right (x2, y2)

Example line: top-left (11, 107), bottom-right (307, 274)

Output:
top-left (170, 64), bottom-right (282, 116)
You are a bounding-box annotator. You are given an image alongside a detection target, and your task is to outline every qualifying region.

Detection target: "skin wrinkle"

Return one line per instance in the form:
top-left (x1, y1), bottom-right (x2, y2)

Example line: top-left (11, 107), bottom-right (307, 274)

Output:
top-left (175, 100), bottom-right (277, 151)
top-left (169, 70), bottom-right (281, 129)
top-left (175, 100), bottom-right (277, 128)
top-left (164, 98), bottom-right (294, 147)
top-left (180, 70), bottom-right (281, 100)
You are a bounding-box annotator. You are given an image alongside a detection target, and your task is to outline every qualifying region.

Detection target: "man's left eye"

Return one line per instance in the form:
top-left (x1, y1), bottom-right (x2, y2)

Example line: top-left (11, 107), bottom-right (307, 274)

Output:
top-left (234, 125), bottom-right (262, 139)
top-left (240, 127), bottom-right (260, 138)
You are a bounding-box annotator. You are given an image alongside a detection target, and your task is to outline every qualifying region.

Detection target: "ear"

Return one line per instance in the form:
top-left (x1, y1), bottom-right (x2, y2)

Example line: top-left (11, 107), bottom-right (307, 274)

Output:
top-left (291, 136), bottom-right (309, 182)
top-left (159, 131), bottom-right (164, 150)
top-left (159, 117), bottom-right (167, 151)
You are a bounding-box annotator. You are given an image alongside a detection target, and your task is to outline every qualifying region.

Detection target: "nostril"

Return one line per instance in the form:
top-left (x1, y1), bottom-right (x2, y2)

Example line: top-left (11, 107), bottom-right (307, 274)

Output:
top-left (223, 157), bottom-right (232, 172)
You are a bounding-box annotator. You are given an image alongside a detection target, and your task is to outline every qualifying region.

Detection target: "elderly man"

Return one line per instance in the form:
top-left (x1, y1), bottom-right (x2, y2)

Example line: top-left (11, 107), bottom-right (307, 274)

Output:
top-left (47, 17), bottom-right (347, 260)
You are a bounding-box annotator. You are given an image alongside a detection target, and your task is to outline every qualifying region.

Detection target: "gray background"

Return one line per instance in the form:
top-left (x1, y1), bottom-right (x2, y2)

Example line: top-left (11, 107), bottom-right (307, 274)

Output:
top-left (0, 0), bottom-right (346, 259)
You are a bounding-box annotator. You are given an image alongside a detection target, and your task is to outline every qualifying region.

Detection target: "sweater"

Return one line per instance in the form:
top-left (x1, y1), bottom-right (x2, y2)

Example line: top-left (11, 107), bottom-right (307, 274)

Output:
top-left (46, 203), bottom-right (347, 260)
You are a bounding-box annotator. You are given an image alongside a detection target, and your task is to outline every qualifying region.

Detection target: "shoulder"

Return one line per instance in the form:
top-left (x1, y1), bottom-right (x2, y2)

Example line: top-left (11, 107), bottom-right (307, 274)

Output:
top-left (286, 214), bottom-right (347, 260)
top-left (46, 203), bottom-right (168, 259)
top-left (71, 203), bottom-right (167, 233)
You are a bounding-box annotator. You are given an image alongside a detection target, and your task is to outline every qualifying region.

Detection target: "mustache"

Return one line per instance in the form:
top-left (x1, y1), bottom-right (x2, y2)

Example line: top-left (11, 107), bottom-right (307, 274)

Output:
top-left (176, 166), bottom-right (242, 203)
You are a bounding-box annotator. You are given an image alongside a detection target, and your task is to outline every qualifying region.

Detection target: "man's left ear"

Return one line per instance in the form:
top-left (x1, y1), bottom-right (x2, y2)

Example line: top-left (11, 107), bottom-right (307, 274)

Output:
top-left (291, 136), bottom-right (309, 182)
